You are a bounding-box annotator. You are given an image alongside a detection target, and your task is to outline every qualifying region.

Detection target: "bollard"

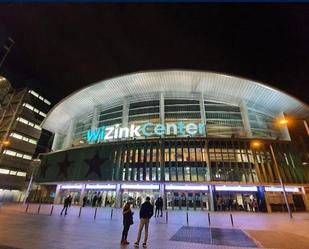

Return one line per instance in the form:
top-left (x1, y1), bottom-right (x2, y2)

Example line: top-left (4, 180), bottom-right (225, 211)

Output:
top-left (25, 203), bottom-right (30, 213)
top-left (110, 208), bottom-right (113, 219)
top-left (50, 205), bottom-right (54, 216)
top-left (186, 212), bottom-right (189, 226)
top-left (78, 207), bottom-right (82, 218)
top-left (165, 211), bottom-right (168, 223)
top-left (207, 212), bottom-right (211, 226)
top-left (37, 204), bottom-right (41, 214)
top-left (230, 213), bottom-right (234, 227)
top-left (94, 207), bottom-right (98, 220)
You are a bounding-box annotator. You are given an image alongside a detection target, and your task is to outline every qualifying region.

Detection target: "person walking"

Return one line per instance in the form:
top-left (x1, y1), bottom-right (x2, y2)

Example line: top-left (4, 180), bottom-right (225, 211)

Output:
top-left (92, 194), bottom-right (98, 207)
top-left (82, 196), bottom-right (87, 207)
top-left (134, 196), bottom-right (153, 248)
top-left (121, 202), bottom-right (134, 245)
top-left (155, 197), bottom-right (163, 217)
top-left (60, 195), bottom-right (71, 216)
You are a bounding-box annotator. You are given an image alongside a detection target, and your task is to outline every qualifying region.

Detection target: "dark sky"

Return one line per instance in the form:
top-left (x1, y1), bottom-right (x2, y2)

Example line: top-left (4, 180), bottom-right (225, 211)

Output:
top-left (0, 4), bottom-right (308, 105)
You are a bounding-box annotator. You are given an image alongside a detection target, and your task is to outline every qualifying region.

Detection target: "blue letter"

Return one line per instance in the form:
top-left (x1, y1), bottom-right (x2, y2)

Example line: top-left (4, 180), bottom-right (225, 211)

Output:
top-left (87, 128), bottom-right (101, 142)
top-left (142, 122), bottom-right (154, 137)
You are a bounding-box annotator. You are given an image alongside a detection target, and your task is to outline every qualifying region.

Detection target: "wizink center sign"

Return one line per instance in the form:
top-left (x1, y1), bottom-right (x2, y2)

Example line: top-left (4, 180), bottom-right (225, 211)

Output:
top-left (87, 122), bottom-right (205, 143)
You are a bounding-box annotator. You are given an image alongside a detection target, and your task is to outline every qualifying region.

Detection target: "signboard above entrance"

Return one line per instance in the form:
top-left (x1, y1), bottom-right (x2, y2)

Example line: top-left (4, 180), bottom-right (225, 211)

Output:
top-left (86, 122), bottom-right (205, 143)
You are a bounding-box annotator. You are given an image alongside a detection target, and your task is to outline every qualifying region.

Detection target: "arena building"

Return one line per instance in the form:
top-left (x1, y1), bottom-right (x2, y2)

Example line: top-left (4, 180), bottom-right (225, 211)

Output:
top-left (34, 70), bottom-right (309, 213)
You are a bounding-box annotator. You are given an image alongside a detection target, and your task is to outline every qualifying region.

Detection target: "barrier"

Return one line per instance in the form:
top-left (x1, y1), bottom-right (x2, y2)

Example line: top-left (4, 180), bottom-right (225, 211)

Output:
top-left (37, 204), bottom-right (41, 214)
top-left (186, 212), bottom-right (189, 226)
top-left (78, 207), bottom-right (82, 218)
top-left (110, 208), bottom-right (113, 219)
top-left (25, 203), bottom-right (29, 213)
top-left (165, 211), bottom-right (168, 223)
top-left (94, 207), bottom-right (98, 219)
top-left (230, 213), bottom-right (234, 227)
top-left (50, 205), bottom-right (54, 216)
top-left (207, 212), bottom-right (211, 226)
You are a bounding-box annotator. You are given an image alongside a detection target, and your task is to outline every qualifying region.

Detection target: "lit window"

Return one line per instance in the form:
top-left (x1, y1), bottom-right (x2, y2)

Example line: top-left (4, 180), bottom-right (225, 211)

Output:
top-left (16, 172), bottom-right (26, 177)
top-left (34, 124), bottom-right (42, 130)
top-left (44, 99), bottom-right (51, 105)
top-left (28, 90), bottom-right (39, 97)
top-left (9, 170), bottom-right (17, 175)
top-left (23, 155), bottom-right (32, 160)
top-left (0, 168), bottom-right (9, 174)
top-left (39, 111), bottom-right (47, 117)
top-left (3, 150), bottom-right (16, 156)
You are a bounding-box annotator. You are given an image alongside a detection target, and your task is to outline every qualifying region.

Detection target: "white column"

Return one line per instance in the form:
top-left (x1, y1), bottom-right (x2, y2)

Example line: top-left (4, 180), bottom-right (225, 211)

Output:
top-left (91, 106), bottom-right (99, 130)
top-left (51, 132), bottom-right (60, 151)
top-left (64, 119), bottom-right (75, 148)
top-left (79, 184), bottom-right (87, 206)
top-left (160, 92), bottom-right (165, 125)
top-left (54, 184), bottom-right (61, 204)
top-left (159, 183), bottom-right (166, 210)
top-left (278, 112), bottom-right (291, 141)
top-left (209, 185), bottom-right (215, 211)
top-left (115, 183), bottom-right (122, 208)
top-left (239, 100), bottom-right (252, 138)
top-left (122, 98), bottom-right (129, 127)
top-left (200, 93), bottom-right (207, 134)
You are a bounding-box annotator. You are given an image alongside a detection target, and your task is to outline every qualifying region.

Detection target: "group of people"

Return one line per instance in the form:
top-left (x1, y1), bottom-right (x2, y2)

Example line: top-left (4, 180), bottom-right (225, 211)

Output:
top-left (82, 194), bottom-right (103, 207)
top-left (216, 196), bottom-right (259, 212)
top-left (121, 196), bottom-right (164, 247)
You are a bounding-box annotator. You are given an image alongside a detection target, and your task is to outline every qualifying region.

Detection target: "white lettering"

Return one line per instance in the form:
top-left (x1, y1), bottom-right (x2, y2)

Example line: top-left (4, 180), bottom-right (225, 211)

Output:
top-left (104, 126), bottom-right (114, 140)
top-left (130, 124), bottom-right (141, 137)
top-left (119, 127), bottom-right (130, 138)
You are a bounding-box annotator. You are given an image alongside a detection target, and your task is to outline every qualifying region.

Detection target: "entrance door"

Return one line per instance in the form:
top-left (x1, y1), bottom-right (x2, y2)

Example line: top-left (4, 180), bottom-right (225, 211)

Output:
top-left (167, 191), bottom-right (209, 211)
top-left (122, 190), bottom-right (159, 208)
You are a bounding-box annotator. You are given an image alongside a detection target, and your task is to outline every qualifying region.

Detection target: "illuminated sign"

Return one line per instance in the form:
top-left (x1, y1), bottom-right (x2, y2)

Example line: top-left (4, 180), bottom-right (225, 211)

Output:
top-left (215, 185), bottom-right (258, 192)
top-left (87, 122), bottom-right (205, 143)
top-left (121, 184), bottom-right (160, 190)
top-left (265, 186), bottom-right (299, 192)
top-left (165, 185), bottom-right (209, 191)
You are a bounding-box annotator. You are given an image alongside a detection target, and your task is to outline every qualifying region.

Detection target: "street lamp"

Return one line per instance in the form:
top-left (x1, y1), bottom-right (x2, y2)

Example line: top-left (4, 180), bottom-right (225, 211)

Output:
top-left (251, 140), bottom-right (292, 219)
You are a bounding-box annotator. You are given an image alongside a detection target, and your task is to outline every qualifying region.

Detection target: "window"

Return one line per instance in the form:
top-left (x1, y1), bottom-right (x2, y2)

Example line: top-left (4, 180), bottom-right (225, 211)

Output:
top-left (10, 132), bottom-right (37, 145)
top-left (0, 168), bottom-right (26, 177)
top-left (3, 149), bottom-right (32, 160)
top-left (28, 90), bottom-right (51, 105)
top-left (22, 103), bottom-right (46, 117)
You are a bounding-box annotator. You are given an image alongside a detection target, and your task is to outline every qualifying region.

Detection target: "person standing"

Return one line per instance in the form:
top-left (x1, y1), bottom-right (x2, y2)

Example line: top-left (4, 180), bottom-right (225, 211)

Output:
top-left (155, 197), bottom-right (163, 217)
top-left (92, 194), bottom-right (98, 207)
top-left (121, 202), bottom-right (134, 245)
top-left (82, 196), bottom-right (87, 207)
top-left (60, 195), bottom-right (71, 216)
top-left (134, 196), bottom-right (153, 248)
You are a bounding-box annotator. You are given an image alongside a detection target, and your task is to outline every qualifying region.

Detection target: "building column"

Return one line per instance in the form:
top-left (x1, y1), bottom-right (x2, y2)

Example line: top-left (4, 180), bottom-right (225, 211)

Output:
top-left (208, 185), bottom-right (215, 211)
top-left (115, 183), bottom-right (122, 208)
top-left (159, 92), bottom-right (165, 126)
top-left (79, 184), bottom-right (87, 206)
top-left (54, 184), bottom-right (61, 204)
top-left (239, 100), bottom-right (252, 138)
top-left (200, 93), bottom-right (207, 134)
top-left (91, 106), bottom-right (99, 130)
top-left (122, 98), bottom-right (129, 127)
top-left (64, 119), bottom-right (76, 148)
top-left (159, 183), bottom-right (166, 210)
top-left (51, 132), bottom-right (60, 151)
top-left (278, 112), bottom-right (291, 141)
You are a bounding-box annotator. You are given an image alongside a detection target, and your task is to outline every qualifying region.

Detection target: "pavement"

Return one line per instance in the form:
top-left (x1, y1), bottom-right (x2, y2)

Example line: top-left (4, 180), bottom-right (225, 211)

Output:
top-left (0, 203), bottom-right (309, 249)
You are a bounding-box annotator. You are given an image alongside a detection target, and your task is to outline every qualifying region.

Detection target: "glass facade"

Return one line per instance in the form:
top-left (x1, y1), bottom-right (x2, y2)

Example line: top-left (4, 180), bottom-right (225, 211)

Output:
top-left (57, 95), bottom-right (286, 151)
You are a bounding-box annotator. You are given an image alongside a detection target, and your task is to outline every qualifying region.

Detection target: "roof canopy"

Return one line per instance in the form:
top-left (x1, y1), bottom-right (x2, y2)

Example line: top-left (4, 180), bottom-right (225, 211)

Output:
top-left (42, 70), bottom-right (309, 133)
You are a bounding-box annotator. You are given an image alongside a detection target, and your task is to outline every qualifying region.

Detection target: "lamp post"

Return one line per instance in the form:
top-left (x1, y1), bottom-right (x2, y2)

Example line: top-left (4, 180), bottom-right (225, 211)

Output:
top-left (251, 140), bottom-right (292, 219)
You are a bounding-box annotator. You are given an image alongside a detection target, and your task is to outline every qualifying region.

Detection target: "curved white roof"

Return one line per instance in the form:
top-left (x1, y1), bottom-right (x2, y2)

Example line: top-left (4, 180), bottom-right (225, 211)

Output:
top-left (42, 70), bottom-right (309, 133)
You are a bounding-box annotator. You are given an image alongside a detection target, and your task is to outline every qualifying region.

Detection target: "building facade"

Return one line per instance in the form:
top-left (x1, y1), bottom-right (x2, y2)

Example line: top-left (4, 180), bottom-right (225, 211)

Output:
top-left (0, 76), bottom-right (51, 202)
top-left (35, 70), bottom-right (309, 212)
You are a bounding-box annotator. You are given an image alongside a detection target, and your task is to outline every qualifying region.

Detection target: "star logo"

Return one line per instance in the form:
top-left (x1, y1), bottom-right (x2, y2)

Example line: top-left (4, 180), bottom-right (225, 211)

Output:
top-left (84, 151), bottom-right (108, 178)
top-left (40, 159), bottom-right (50, 178)
top-left (58, 153), bottom-right (74, 179)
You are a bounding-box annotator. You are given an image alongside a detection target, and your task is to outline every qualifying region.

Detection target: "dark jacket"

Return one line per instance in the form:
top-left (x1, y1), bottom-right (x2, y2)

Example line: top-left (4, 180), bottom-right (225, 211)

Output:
top-left (123, 209), bottom-right (134, 226)
top-left (139, 201), bottom-right (154, 219)
top-left (64, 197), bottom-right (70, 207)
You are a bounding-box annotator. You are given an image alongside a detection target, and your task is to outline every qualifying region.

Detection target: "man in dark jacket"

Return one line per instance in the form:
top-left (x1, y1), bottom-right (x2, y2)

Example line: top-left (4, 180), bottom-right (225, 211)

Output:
top-left (60, 195), bottom-right (71, 216)
top-left (134, 197), bottom-right (153, 248)
top-left (155, 197), bottom-right (163, 217)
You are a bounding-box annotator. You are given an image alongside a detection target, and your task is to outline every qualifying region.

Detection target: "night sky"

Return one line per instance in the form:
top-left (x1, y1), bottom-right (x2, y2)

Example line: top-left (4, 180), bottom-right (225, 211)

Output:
top-left (0, 4), bottom-right (308, 106)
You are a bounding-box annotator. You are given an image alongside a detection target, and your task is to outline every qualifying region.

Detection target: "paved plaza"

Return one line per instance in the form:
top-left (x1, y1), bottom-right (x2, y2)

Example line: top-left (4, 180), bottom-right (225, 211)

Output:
top-left (1, 204), bottom-right (309, 249)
